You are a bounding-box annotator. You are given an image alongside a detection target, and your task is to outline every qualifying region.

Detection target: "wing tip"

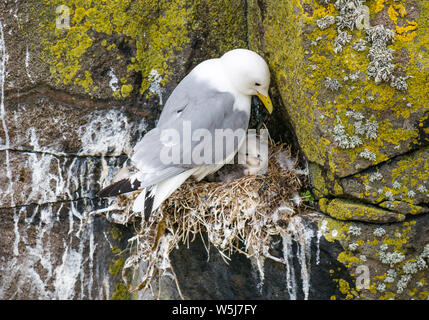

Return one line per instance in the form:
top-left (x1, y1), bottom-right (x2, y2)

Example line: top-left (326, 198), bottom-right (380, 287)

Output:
top-left (144, 191), bottom-right (155, 221)
top-left (97, 178), bottom-right (141, 198)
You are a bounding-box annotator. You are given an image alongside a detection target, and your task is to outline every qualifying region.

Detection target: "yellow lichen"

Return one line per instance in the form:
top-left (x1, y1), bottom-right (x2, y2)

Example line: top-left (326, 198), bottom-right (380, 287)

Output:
top-left (396, 21), bottom-right (418, 42)
top-left (375, 0), bottom-right (386, 13)
top-left (319, 198), bottom-right (405, 223)
top-left (337, 251), bottom-right (362, 268)
top-left (335, 279), bottom-right (359, 300)
top-left (39, 0), bottom-right (247, 97)
top-left (394, 3), bottom-right (407, 17)
top-left (388, 5), bottom-right (399, 23)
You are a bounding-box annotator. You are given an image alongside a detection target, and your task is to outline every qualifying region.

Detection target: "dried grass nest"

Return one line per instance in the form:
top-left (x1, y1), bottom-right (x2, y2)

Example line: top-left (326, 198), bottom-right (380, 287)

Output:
top-left (96, 143), bottom-right (313, 298)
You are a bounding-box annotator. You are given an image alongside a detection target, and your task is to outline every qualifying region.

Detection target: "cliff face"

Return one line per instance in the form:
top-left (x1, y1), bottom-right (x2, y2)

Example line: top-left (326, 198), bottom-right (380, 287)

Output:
top-left (0, 0), bottom-right (248, 299)
top-left (247, 0), bottom-right (429, 299)
top-left (1, 0), bottom-right (428, 300)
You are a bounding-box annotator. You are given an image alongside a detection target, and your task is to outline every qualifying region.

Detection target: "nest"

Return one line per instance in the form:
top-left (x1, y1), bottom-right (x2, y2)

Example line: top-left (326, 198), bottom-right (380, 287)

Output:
top-left (95, 143), bottom-right (311, 298)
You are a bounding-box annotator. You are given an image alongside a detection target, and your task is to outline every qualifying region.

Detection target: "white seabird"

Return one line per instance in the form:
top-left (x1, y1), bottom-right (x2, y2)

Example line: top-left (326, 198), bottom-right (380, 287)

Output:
top-left (97, 49), bottom-right (273, 220)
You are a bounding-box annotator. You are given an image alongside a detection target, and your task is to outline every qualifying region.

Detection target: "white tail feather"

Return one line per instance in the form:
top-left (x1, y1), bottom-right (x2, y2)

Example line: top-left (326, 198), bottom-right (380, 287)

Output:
top-left (132, 187), bottom-right (147, 212)
top-left (151, 168), bottom-right (198, 212)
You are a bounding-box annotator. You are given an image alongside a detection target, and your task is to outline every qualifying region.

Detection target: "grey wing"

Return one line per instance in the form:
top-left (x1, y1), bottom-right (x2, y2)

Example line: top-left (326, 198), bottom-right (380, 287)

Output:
top-left (131, 83), bottom-right (249, 188)
top-left (156, 74), bottom-right (193, 127)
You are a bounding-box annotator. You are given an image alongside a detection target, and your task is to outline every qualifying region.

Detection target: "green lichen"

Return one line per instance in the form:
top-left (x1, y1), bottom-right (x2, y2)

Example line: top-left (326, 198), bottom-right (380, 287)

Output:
top-left (39, 0), bottom-right (191, 95)
top-left (248, 0), bottom-right (429, 180)
top-left (110, 283), bottom-right (131, 300)
top-left (309, 163), bottom-right (344, 199)
top-left (38, 0), bottom-right (247, 98)
top-left (111, 226), bottom-right (122, 241)
top-left (319, 217), bottom-right (429, 300)
top-left (334, 278), bottom-right (359, 300)
top-left (338, 147), bottom-right (429, 216)
top-left (319, 198), bottom-right (405, 223)
top-left (109, 256), bottom-right (125, 276)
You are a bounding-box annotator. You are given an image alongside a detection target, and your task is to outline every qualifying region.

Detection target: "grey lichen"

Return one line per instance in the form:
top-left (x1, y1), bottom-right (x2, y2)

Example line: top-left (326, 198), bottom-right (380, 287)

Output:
top-left (384, 190), bottom-right (394, 201)
top-left (376, 282), bottom-right (386, 292)
top-left (345, 110), bottom-right (364, 120)
top-left (366, 25), bottom-right (408, 91)
top-left (421, 244), bottom-right (429, 259)
top-left (332, 112), bottom-right (378, 150)
top-left (352, 39), bottom-right (367, 52)
top-left (379, 250), bottom-right (405, 267)
top-left (317, 15), bottom-right (335, 30)
top-left (321, 1), bottom-right (408, 91)
top-left (348, 71), bottom-right (360, 82)
top-left (369, 171), bottom-right (383, 182)
top-left (346, 112), bottom-right (378, 140)
top-left (396, 275), bottom-right (411, 294)
top-left (362, 120), bottom-right (378, 140)
top-left (417, 185), bottom-right (428, 193)
top-left (402, 259), bottom-right (426, 274)
top-left (373, 227), bottom-right (386, 237)
top-left (390, 75), bottom-right (409, 92)
top-left (348, 225), bottom-right (362, 236)
top-left (384, 269), bottom-right (397, 283)
top-left (334, 0), bottom-right (367, 31)
top-left (325, 77), bottom-right (342, 91)
top-left (367, 45), bottom-right (395, 84)
top-left (392, 181), bottom-right (401, 189)
top-left (333, 119), bottom-right (363, 149)
top-left (407, 190), bottom-right (416, 198)
top-left (359, 148), bottom-right (376, 161)
top-left (348, 242), bottom-right (359, 251)
top-left (366, 24), bottom-right (395, 46)
top-left (334, 30), bottom-right (352, 53)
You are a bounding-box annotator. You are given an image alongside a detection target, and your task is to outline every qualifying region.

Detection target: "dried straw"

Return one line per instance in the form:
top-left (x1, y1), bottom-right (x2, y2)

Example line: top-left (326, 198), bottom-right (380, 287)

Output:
top-left (95, 143), bottom-right (310, 298)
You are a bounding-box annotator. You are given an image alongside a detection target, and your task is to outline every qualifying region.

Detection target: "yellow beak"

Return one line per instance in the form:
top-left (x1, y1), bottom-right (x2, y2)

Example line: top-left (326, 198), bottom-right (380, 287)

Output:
top-left (256, 92), bottom-right (273, 114)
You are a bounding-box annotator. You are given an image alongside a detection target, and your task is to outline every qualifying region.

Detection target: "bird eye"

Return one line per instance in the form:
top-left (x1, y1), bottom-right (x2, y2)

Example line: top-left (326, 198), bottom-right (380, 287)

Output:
top-left (255, 82), bottom-right (261, 86)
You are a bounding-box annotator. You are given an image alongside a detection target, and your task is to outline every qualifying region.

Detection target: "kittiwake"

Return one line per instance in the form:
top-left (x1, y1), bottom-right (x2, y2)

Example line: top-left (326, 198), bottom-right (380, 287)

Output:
top-left (97, 49), bottom-right (273, 220)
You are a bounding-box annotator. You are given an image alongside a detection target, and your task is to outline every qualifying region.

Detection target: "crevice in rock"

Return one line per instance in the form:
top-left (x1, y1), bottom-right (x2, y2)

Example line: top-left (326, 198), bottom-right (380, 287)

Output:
top-left (0, 196), bottom-right (101, 212)
top-left (337, 145), bottom-right (429, 181)
top-left (0, 147), bottom-right (128, 160)
top-left (3, 83), bottom-right (153, 119)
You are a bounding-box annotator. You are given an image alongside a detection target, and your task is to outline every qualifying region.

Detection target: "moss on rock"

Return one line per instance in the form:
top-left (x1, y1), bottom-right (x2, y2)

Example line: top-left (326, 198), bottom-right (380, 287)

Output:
top-left (319, 197), bottom-right (405, 223)
top-left (318, 215), bottom-right (429, 300)
top-left (37, 0), bottom-right (248, 99)
top-left (247, 0), bottom-right (429, 219)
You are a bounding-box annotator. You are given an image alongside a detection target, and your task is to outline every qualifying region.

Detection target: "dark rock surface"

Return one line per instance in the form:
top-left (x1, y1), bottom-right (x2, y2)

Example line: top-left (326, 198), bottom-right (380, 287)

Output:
top-left (171, 213), bottom-right (354, 300)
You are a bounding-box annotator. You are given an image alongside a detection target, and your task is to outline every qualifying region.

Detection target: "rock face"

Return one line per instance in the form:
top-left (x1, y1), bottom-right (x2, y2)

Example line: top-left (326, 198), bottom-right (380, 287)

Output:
top-left (246, 0), bottom-right (429, 299)
top-left (0, 0), bottom-right (249, 300)
top-left (247, 0), bottom-right (429, 221)
top-left (170, 213), bottom-right (356, 300)
top-left (172, 212), bottom-right (429, 300)
top-left (1, 0), bottom-right (428, 300)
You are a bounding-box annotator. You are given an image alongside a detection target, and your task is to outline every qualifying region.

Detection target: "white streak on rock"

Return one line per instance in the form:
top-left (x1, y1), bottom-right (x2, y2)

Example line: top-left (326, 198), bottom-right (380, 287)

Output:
top-left (0, 22), bottom-right (14, 207)
top-left (281, 216), bottom-right (315, 300)
top-left (54, 246), bottom-right (82, 299)
top-left (149, 69), bottom-right (163, 105)
top-left (25, 45), bottom-right (33, 82)
top-left (108, 68), bottom-right (119, 91)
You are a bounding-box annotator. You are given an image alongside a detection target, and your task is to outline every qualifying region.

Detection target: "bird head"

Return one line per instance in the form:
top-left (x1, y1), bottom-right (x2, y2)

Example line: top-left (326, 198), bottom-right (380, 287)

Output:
top-left (220, 49), bottom-right (273, 114)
